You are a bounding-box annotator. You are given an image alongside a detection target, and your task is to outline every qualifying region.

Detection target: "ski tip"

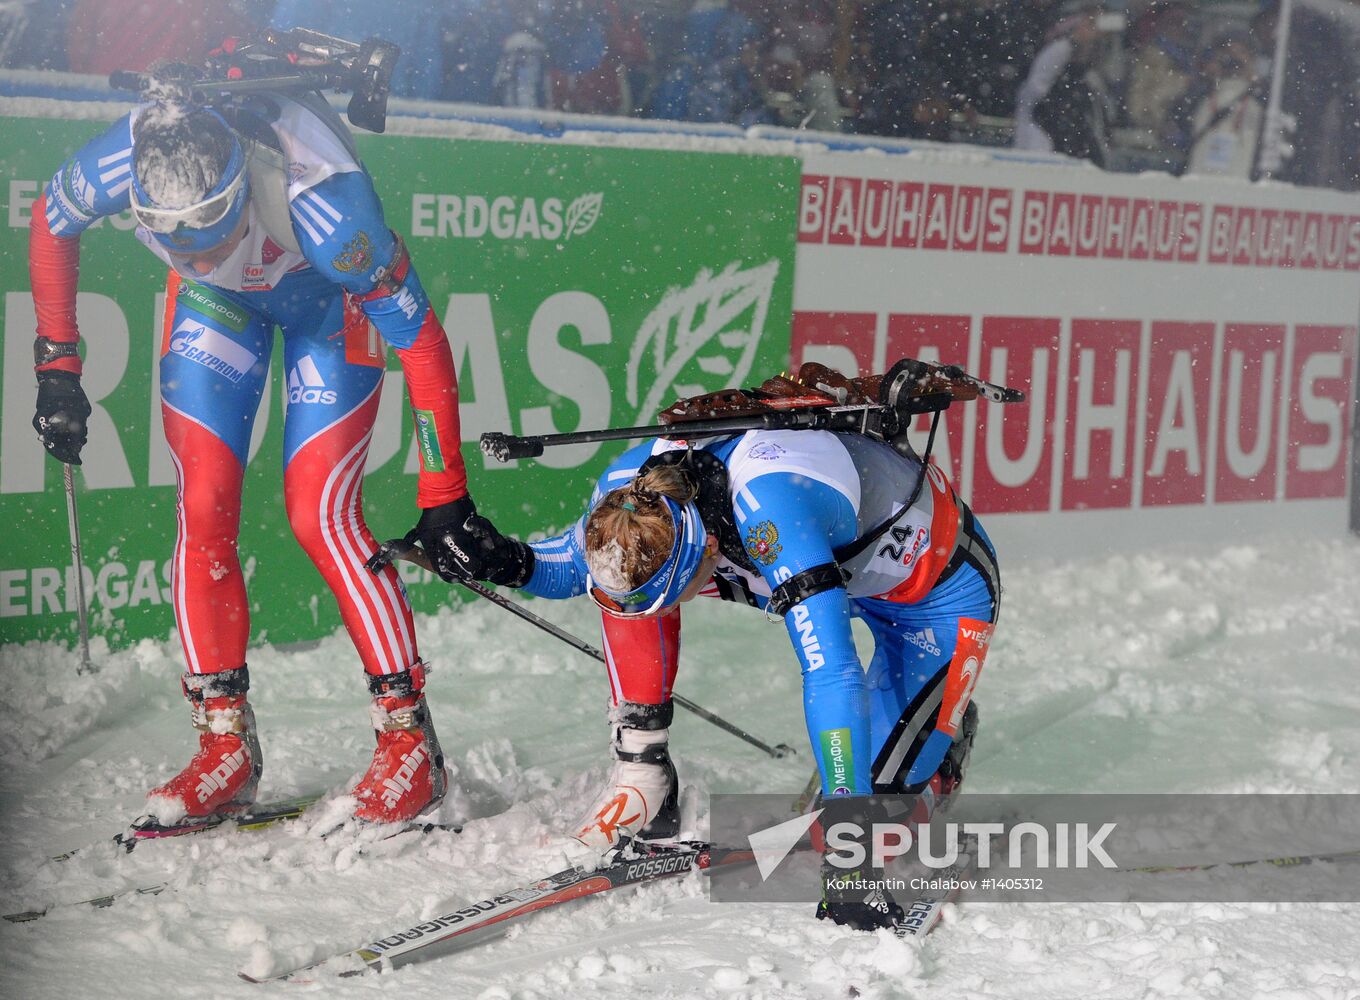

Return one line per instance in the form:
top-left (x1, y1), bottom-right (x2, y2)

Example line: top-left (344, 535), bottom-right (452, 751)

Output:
top-left (238, 951), bottom-right (373, 986)
top-left (3, 909), bottom-right (46, 923)
top-left (238, 970), bottom-right (316, 986)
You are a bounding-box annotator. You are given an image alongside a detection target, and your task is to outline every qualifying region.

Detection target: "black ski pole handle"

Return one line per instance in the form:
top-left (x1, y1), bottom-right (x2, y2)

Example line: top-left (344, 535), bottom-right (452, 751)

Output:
top-left (480, 433), bottom-right (546, 462)
top-left (109, 71), bottom-right (146, 93)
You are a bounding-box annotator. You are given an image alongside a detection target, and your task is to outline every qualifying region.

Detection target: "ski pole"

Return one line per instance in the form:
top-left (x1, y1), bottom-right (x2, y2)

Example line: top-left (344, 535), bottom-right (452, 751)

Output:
top-left (366, 539), bottom-right (795, 760)
top-left (63, 463), bottom-right (94, 675)
top-left (1120, 848), bottom-right (1360, 875)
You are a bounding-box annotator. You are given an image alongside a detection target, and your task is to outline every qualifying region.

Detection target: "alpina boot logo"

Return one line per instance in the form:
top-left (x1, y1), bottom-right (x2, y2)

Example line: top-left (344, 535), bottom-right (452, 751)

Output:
top-left (381, 744), bottom-right (428, 810)
top-left (195, 746), bottom-right (247, 803)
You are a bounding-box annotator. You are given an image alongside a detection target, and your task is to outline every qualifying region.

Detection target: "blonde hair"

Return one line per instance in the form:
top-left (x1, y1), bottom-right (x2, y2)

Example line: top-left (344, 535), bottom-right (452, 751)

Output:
top-left (585, 464), bottom-right (697, 592)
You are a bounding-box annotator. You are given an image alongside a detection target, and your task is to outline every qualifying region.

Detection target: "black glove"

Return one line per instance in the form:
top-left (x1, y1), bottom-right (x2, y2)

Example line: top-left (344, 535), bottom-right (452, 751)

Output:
top-left (414, 496), bottom-right (534, 587)
top-left (813, 795), bottom-right (907, 932)
top-left (33, 370), bottom-right (92, 465)
top-left (815, 862), bottom-right (906, 932)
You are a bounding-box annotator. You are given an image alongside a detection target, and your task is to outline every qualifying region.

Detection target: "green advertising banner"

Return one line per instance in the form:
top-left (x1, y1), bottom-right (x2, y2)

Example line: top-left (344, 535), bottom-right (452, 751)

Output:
top-left (0, 114), bottom-right (799, 650)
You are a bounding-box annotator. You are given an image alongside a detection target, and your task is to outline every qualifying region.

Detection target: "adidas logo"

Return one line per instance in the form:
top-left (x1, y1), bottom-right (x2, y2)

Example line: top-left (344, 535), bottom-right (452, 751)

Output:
top-left (195, 746), bottom-right (248, 803)
top-left (380, 744), bottom-right (427, 810)
top-left (905, 627), bottom-right (942, 657)
top-left (287, 355), bottom-right (338, 405)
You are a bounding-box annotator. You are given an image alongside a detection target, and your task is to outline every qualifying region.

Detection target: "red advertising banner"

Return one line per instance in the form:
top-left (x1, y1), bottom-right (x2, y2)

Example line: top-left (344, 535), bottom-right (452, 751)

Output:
top-left (1287, 325), bottom-right (1357, 501)
top-left (793, 150), bottom-right (1359, 552)
top-left (1064, 319), bottom-right (1140, 511)
top-left (1143, 322), bottom-right (1214, 508)
top-left (1215, 323), bottom-right (1286, 504)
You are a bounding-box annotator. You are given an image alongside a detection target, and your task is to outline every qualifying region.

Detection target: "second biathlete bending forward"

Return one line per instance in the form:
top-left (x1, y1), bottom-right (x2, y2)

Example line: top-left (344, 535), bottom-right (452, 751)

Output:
top-left (459, 425), bottom-right (1002, 930)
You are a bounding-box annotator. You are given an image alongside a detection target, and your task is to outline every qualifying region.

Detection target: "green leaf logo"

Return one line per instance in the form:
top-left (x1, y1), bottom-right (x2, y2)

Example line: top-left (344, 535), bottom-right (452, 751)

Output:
top-left (564, 192), bottom-right (603, 239)
top-left (626, 259), bottom-right (780, 423)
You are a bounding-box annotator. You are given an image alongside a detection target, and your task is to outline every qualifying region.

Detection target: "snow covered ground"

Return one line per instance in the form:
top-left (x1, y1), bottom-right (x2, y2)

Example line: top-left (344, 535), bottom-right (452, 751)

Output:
top-left (2, 533), bottom-right (1359, 999)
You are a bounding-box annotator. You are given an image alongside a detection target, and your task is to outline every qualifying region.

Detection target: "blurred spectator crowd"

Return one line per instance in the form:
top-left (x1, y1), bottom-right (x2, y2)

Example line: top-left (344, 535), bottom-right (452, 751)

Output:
top-left (1, 0), bottom-right (1356, 190)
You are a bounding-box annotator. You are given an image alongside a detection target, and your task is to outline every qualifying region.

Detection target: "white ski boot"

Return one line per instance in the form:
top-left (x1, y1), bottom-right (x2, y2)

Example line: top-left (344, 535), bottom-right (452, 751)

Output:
top-left (573, 700), bottom-right (679, 852)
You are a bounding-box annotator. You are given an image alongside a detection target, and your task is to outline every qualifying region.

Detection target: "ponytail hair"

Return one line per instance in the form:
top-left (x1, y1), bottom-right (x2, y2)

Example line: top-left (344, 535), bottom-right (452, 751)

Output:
top-left (585, 464), bottom-right (698, 592)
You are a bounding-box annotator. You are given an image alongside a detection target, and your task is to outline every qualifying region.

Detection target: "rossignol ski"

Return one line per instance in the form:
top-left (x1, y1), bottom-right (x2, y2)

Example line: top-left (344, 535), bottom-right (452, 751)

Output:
top-left (239, 833), bottom-right (981, 984)
top-left (893, 844), bottom-right (980, 938)
top-left (240, 840), bottom-right (742, 983)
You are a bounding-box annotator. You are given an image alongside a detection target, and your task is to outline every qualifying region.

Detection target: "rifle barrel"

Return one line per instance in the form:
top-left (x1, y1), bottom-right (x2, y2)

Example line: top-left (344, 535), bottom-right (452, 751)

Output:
top-left (479, 407), bottom-right (889, 463)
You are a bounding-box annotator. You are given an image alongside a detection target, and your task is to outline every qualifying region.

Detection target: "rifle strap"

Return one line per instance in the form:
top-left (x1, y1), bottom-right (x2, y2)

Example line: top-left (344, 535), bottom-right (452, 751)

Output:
top-left (930, 503), bottom-right (1002, 622)
top-left (832, 409), bottom-right (941, 569)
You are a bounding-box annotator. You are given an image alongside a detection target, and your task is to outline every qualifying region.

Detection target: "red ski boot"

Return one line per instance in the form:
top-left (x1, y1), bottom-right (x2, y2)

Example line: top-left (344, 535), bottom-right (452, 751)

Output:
top-left (146, 666), bottom-right (262, 825)
top-left (352, 664), bottom-right (447, 824)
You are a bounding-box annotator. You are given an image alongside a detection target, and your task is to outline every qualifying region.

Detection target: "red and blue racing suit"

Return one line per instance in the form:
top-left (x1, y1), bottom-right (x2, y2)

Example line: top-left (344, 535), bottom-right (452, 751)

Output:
top-left (29, 96), bottom-right (465, 681)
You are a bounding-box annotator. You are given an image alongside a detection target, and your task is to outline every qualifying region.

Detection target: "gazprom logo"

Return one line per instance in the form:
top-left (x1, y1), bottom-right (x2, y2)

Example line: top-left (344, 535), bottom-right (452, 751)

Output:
top-left (168, 321), bottom-right (256, 384)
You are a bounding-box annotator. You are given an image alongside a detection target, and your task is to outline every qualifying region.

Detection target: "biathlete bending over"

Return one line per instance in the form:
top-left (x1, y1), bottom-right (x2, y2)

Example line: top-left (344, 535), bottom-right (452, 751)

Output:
top-left (29, 89), bottom-right (503, 827)
top-left (456, 372), bottom-right (1002, 929)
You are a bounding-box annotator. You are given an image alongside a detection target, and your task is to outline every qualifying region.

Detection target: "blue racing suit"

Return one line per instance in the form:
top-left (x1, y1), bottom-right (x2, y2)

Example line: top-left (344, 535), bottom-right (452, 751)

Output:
top-left (521, 429), bottom-right (1001, 797)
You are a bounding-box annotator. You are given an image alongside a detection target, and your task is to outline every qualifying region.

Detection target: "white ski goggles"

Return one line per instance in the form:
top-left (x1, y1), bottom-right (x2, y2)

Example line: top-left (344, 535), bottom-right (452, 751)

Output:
top-left (129, 166), bottom-right (247, 237)
top-left (585, 497), bottom-right (708, 619)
